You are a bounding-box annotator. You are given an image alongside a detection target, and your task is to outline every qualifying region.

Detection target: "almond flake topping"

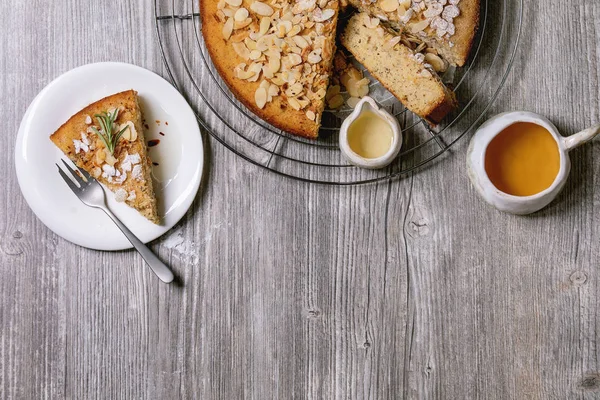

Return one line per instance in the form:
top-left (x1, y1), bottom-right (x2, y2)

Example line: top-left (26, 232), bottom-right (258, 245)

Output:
top-left (217, 0), bottom-right (338, 114)
top-left (250, 2), bottom-right (274, 16)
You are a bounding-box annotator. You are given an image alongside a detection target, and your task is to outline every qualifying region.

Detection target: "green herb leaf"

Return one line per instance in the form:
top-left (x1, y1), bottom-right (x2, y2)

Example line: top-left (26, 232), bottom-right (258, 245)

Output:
top-left (90, 109), bottom-right (126, 155)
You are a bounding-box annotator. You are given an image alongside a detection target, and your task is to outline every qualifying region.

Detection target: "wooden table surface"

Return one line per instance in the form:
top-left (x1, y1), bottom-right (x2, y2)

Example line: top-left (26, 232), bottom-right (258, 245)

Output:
top-left (2, 0), bottom-right (600, 399)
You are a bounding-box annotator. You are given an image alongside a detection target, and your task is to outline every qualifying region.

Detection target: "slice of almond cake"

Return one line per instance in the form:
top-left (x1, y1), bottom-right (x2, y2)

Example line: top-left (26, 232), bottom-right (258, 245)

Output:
top-left (341, 13), bottom-right (457, 124)
top-left (50, 90), bottom-right (159, 224)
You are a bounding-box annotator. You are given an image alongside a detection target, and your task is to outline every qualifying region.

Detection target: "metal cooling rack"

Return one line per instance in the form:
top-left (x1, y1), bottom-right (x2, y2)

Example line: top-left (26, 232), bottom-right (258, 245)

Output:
top-left (154, 0), bottom-right (522, 184)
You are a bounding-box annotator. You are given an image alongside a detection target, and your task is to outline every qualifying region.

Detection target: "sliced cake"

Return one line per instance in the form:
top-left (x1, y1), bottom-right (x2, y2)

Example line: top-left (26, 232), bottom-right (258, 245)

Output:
top-left (50, 90), bottom-right (159, 224)
top-left (201, 0), bottom-right (340, 139)
top-left (346, 0), bottom-right (479, 67)
top-left (341, 13), bottom-right (457, 124)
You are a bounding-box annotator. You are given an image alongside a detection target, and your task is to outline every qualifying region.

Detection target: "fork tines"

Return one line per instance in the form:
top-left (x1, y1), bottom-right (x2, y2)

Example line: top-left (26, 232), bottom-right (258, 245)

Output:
top-left (56, 159), bottom-right (91, 190)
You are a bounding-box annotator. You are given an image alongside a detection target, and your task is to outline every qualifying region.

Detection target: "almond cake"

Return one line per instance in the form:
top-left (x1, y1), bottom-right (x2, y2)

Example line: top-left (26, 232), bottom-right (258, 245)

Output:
top-left (50, 90), bottom-right (159, 224)
top-left (341, 12), bottom-right (457, 124)
top-left (201, 0), bottom-right (479, 138)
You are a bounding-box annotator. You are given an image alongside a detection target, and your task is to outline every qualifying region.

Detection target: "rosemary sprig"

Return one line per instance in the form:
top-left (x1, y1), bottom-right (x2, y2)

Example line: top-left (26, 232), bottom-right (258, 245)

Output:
top-left (90, 108), bottom-right (128, 155)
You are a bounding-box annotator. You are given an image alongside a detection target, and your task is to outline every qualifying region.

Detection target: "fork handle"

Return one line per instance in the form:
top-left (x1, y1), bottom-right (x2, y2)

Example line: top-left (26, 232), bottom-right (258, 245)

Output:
top-left (102, 208), bottom-right (175, 283)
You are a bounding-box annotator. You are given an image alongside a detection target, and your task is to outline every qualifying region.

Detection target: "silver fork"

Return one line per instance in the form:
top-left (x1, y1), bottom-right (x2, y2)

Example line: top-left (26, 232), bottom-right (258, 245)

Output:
top-left (56, 159), bottom-right (174, 283)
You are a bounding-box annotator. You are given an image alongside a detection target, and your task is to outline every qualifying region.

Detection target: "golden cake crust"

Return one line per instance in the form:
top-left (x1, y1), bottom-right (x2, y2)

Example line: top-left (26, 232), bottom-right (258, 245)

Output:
top-left (201, 0), bottom-right (340, 139)
top-left (50, 90), bottom-right (160, 224)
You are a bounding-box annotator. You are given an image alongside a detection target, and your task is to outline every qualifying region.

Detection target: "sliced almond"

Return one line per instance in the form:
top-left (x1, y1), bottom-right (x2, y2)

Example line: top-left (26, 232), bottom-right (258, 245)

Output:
top-left (256, 37), bottom-right (269, 51)
top-left (306, 110), bottom-right (316, 121)
top-left (232, 41), bottom-right (251, 60)
top-left (364, 16), bottom-right (380, 29)
top-left (297, 97), bottom-right (310, 108)
top-left (313, 8), bottom-right (335, 22)
top-left (424, 52), bottom-right (447, 72)
top-left (119, 121), bottom-right (137, 142)
top-left (255, 87), bottom-right (268, 109)
top-left (271, 75), bottom-right (286, 86)
top-left (234, 7), bottom-right (249, 21)
top-left (379, 0), bottom-right (398, 12)
top-left (287, 24), bottom-right (302, 37)
top-left (307, 49), bottom-right (322, 64)
top-left (95, 148), bottom-right (106, 165)
top-left (104, 150), bottom-right (118, 167)
top-left (285, 82), bottom-right (304, 97)
top-left (225, 0), bottom-right (242, 7)
top-left (279, 20), bottom-right (293, 33)
top-left (222, 17), bottom-right (234, 40)
top-left (259, 17), bottom-right (271, 36)
top-left (250, 2), bottom-right (274, 16)
top-left (383, 35), bottom-right (402, 50)
top-left (288, 97), bottom-right (302, 110)
top-left (315, 88), bottom-right (327, 99)
top-left (281, 10), bottom-right (294, 21)
top-left (397, 4), bottom-right (407, 17)
top-left (410, 19), bottom-right (430, 34)
top-left (247, 63), bottom-right (263, 81)
top-left (264, 48), bottom-right (280, 58)
top-left (276, 24), bottom-right (287, 38)
top-left (235, 64), bottom-right (255, 79)
top-left (249, 49), bottom-right (262, 60)
top-left (230, 30), bottom-right (249, 42)
top-left (268, 83), bottom-right (279, 99)
top-left (292, 0), bottom-right (316, 14)
top-left (315, 22), bottom-right (325, 35)
top-left (234, 18), bottom-right (253, 29)
top-left (259, 80), bottom-right (270, 90)
top-left (244, 37), bottom-right (257, 50)
top-left (268, 56), bottom-right (281, 74)
top-left (285, 53), bottom-right (302, 67)
top-left (292, 35), bottom-right (309, 48)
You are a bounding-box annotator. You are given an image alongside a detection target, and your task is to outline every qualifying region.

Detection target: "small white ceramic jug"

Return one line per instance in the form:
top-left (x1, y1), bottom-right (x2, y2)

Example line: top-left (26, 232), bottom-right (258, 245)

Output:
top-left (339, 96), bottom-right (402, 169)
top-left (467, 111), bottom-right (600, 215)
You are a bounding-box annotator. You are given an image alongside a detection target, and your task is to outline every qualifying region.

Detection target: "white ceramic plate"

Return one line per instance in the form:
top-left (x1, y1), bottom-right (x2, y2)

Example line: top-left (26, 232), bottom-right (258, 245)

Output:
top-left (15, 62), bottom-right (203, 251)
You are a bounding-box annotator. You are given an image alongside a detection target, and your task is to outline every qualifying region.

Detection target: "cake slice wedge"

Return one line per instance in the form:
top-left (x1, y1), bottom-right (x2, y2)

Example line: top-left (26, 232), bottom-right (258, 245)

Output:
top-left (50, 90), bottom-right (159, 224)
top-left (341, 13), bottom-right (457, 124)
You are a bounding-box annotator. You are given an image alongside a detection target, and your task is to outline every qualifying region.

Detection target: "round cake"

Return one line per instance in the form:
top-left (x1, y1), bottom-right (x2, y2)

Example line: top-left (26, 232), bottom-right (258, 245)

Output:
top-left (201, 0), bottom-right (480, 139)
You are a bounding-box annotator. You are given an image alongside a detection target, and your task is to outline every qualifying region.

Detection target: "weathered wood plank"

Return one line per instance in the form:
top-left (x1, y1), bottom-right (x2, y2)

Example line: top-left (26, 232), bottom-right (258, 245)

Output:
top-left (1, 0), bottom-right (599, 399)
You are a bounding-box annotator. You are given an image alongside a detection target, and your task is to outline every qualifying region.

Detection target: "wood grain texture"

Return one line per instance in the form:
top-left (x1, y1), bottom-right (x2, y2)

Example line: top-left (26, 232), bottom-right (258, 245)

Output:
top-left (1, 0), bottom-right (599, 399)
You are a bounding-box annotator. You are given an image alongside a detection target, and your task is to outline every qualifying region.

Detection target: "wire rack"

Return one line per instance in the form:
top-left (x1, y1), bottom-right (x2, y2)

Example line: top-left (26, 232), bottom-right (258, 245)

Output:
top-left (154, 0), bottom-right (522, 185)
